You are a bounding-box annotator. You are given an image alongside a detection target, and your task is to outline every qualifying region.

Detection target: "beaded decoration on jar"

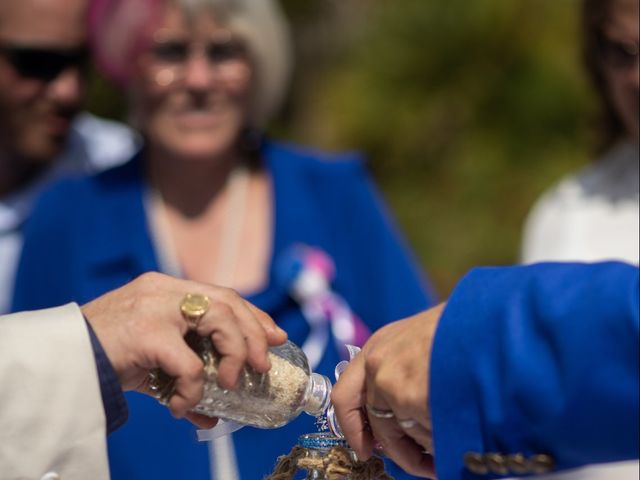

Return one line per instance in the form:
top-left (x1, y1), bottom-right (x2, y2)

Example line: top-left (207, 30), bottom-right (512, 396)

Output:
top-left (266, 433), bottom-right (393, 480)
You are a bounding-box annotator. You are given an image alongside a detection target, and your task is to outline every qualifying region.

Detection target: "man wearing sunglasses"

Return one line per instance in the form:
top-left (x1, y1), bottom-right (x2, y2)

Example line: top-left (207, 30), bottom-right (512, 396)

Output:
top-left (0, 0), bottom-right (137, 313)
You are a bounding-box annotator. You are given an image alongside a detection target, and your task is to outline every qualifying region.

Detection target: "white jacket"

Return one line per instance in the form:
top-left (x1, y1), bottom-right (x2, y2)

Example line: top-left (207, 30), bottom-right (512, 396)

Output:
top-left (522, 141), bottom-right (639, 265)
top-left (0, 304), bottom-right (109, 480)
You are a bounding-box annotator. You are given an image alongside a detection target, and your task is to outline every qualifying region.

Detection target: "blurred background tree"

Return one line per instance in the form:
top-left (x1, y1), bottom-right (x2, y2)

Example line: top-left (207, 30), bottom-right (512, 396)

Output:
top-left (87, 0), bottom-right (596, 297)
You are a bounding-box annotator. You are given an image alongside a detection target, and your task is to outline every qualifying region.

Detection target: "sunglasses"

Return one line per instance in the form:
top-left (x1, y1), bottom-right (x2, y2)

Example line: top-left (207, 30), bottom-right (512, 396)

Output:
top-left (597, 34), bottom-right (639, 70)
top-left (0, 43), bottom-right (89, 81)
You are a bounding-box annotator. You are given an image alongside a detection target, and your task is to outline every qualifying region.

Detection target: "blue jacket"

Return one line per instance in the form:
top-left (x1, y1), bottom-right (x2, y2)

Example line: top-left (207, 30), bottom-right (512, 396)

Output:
top-left (13, 141), bottom-right (433, 479)
top-left (431, 262), bottom-right (639, 479)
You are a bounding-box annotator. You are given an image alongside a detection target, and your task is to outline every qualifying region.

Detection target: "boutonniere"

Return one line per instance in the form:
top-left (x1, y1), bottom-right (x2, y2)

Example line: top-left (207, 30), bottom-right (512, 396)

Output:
top-left (276, 244), bottom-right (370, 370)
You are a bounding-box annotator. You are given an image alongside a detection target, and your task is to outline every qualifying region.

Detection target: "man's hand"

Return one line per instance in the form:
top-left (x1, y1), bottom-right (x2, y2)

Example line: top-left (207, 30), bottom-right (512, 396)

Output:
top-left (331, 303), bottom-right (445, 478)
top-left (82, 272), bottom-right (287, 424)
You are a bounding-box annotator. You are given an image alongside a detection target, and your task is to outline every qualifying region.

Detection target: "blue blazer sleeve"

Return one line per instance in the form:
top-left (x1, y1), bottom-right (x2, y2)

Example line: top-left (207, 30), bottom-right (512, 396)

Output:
top-left (430, 262), bottom-right (639, 479)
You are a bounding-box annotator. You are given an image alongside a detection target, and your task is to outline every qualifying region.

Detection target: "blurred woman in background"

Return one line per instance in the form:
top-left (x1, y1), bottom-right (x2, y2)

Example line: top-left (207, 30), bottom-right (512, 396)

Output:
top-left (522, 0), bottom-right (639, 264)
top-left (12, 0), bottom-right (433, 478)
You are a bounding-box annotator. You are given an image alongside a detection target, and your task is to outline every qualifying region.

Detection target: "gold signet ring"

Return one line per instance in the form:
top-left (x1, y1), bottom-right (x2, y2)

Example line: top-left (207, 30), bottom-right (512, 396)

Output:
top-left (180, 293), bottom-right (210, 329)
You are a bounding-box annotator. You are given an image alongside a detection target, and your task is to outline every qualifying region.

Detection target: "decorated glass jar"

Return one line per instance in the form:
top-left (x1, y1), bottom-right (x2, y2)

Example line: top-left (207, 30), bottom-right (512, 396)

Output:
top-left (266, 432), bottom-right (393, 480)
top-left (297, 433), bottom-right (356, 480)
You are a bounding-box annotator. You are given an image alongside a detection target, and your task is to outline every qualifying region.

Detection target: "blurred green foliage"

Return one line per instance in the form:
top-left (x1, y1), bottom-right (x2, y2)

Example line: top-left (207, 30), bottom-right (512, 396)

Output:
top-left (280, 0), bottom-right (597, 296)
top-left (87, 0), bottom-right (598, 297)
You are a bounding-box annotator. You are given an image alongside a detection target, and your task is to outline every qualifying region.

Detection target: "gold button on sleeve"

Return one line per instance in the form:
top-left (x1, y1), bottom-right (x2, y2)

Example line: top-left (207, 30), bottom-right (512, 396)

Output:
top-left (530, 454), bottom-right (555, 474)
top-left (506, 453), bottom-right (530, 474)
top-left (485, 453), bottom-right (509, 475)
top-left (464, 452), bottom-right (489, 475)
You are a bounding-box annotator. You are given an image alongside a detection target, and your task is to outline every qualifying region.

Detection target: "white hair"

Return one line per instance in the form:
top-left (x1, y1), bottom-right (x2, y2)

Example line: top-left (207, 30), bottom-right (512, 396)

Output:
top-left (91, 0), bottom-right (293, 129)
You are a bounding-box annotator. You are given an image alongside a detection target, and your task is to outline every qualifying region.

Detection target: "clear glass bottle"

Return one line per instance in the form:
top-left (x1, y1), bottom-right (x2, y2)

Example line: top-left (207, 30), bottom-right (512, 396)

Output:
top-left (148, 332), bottom-right (332, 428)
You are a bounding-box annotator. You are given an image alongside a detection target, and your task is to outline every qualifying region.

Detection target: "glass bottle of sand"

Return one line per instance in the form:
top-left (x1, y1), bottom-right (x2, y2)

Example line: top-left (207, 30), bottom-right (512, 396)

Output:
top-left (148, 332), bottom-right (332, 428)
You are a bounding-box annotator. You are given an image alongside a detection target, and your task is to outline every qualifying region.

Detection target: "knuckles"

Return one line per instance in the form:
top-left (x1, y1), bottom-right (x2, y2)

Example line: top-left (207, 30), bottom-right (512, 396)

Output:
top-left (184, 356), bottom-right (205, 381)
top-left (210, 286), bottom-right (240, 304)
top-left (207, 300), bottom-right (234, 321)
top-left (134, 271), bottom-right (167, 290)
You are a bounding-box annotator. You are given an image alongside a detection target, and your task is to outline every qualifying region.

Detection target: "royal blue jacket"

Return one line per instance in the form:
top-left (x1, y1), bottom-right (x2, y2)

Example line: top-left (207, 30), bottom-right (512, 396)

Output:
top-left (431, 262), bottom-right (639, 479)
top-left (13, 141), bottom-right (433, 480)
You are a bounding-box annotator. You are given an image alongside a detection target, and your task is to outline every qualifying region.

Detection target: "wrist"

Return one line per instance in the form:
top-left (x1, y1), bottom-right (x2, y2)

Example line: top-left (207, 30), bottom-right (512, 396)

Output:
top-left (83, 315), bottom-right (128, 433)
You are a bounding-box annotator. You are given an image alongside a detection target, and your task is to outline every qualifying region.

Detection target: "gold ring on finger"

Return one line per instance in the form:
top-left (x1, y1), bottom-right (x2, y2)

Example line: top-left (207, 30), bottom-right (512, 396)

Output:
top-left (180, 293), bottom-right (210, 329)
